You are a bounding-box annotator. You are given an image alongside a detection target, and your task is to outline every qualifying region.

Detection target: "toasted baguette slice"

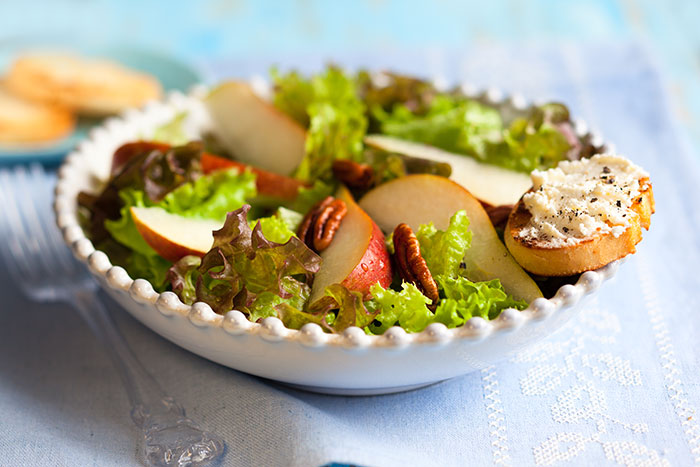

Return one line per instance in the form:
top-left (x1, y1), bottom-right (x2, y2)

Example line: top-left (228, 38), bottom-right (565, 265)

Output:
top-left (505, 179), bottom-right (654, 276)
top-left (0, 83), bottom-right (75, 144)
top-left (6, 54), bottom-right (162, 116)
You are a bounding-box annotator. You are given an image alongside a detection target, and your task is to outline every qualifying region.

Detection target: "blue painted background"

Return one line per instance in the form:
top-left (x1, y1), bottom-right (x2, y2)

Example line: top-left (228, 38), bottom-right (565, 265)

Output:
top-left (1, 0), bottom-right (698, 157)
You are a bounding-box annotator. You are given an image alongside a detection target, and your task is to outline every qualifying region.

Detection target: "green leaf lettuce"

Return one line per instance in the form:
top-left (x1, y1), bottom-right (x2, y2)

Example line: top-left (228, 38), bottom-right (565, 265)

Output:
top-left (274, 67), bottom-right (367, 183)
top-left (415, 210), bottom-right (472, 277)
top-left (375, 95), bottom-right (572, 173)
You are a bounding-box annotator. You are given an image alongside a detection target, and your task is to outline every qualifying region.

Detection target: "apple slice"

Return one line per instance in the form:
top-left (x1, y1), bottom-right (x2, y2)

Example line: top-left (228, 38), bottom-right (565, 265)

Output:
top-left (309, 186), bottom-right (393, 304)
top-left (200, 152), bottom-right (305, 201)
top-left (364, 134), bottom-right (532, 207)
top-left (358, 174), bottom-right (542, 302)
top-left (131, 206), bottom-right (223, 262)
top-left (205, 81), bottom-right (307, 176)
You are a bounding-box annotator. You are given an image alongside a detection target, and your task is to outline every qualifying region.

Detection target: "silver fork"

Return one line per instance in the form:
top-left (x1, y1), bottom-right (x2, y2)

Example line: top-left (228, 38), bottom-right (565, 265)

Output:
top-left (0, 164), bottom-right (225, 466)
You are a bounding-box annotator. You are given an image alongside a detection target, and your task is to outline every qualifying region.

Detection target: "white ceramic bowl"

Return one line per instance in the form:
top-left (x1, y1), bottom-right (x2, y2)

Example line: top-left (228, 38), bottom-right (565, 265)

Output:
top-left (54, 87), bottom-right (618, 395)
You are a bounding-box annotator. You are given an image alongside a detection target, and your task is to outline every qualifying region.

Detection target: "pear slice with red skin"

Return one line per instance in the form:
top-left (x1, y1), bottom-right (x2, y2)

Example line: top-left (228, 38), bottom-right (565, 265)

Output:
top-left (358, 174), bottom-right (542, 303)
top-left (309, 186), bottom-right (393, 304)
top-left (200, 152), bottom-right (305, 201)
top-left (364, 134), bottom-right (532, 207)
top-left (131, 206), bottom-right (223, 262)
top-left (205, 81), bottom-right (306, 176)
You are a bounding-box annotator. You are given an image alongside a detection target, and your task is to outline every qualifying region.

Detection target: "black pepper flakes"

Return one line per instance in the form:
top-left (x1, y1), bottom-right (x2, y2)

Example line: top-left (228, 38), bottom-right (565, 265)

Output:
top-left (591, 197), bottom-right (598, 202)
top-left (603, 166), bottom-right (611, 174)
top-left (563, 227), bottom-right (570, 233)
top-left (616, 200), bottom-right (622, 207)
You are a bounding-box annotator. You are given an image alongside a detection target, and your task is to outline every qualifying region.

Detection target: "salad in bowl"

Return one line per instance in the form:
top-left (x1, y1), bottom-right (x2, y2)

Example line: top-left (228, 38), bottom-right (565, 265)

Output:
top-left (58, 67), bottom-right (653, 394)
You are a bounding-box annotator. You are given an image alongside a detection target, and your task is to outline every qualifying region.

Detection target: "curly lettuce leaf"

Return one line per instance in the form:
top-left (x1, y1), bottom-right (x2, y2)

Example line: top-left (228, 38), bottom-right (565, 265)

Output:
top-left (376, 95), bottom-right (573, 173)
top-left (252, 206), bottom-right (304, 244)
top-left (376, 95), bottom-right (503, 160)
top-left (277, 283), bottom-right (377, 333)
top-left (366, 276), bottom-right (526, 334)
top-left (248, 278), bottom-right (310, 322)
top-left (160, 168), bottom-right (257, 221)
top-left (168, 255), bottom-right (201, 303)
top-left (292, 67), bottom-right (368, 182)
top-left (486, 117), bottom-right (570, 172)
top-left (415, 210), bottom-right (471, 277)
top-left (366, 282), bottom-right (433, 334)
top-left (252, 208), bottom-right (300, 244)
top-left (435, 275), bottom-right (527, 322)
top-left (168, 205), bottom-right (321, 316)
top-left (275, 302), bottom-right (328, 330)
top-left (270, 68), bottom-right (314, 127)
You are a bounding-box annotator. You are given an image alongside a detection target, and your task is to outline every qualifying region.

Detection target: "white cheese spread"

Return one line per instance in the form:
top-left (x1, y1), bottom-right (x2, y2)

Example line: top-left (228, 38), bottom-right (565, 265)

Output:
top-left (519, 154), bottom-right (649, 247)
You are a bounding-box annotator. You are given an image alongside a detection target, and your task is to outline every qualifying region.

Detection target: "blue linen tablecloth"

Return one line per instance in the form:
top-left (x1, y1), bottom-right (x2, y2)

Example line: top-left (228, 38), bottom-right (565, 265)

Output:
top-left (0, 42), bottom-right (699, 466)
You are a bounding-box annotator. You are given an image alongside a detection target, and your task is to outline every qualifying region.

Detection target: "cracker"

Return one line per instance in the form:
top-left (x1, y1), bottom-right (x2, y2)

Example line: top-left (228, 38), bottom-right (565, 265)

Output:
top-left (0, 82), bottom-right (75, 145)
top-left (5, 54), bottom-right (162, 116)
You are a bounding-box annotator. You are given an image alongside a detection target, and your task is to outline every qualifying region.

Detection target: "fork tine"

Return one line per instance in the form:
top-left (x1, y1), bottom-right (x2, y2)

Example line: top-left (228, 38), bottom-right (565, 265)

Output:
top-left (0, 169), bottom-right (41, 284)
top-left (8, 166), bottom-right (64, 280)
top-left (0, 183), bottom-right (28, 278)
top-left (25, 164), bottom-right (77, 275)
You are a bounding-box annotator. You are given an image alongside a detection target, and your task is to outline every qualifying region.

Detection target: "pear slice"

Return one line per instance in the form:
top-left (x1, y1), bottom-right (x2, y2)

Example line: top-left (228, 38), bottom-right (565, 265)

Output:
top-left (205, 81), bottom-right (306, 176)
top-left (131, 206), bottom-right (223, 262)
top-left (364, 134), bottom-right (532, 207)
top-left (309, 186), bottom-right (393, 304)
top-left (358, 174), bottom-right (542, 302)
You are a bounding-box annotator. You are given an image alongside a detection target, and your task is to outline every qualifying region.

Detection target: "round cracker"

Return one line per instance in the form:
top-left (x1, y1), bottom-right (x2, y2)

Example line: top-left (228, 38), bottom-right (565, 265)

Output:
top-left (5, 54), bottom-right (162, 116)
top-left (0, 83), bottom-right (75, 145)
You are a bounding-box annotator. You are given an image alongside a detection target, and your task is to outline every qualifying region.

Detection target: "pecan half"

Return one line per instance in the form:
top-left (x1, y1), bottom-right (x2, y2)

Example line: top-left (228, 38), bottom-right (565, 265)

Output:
top-left (297, 196), bottom-right (348, 253)
top-left (332, 159), bottom-right (374, 190)
top-left (392, 223), bottom-right (439, 309)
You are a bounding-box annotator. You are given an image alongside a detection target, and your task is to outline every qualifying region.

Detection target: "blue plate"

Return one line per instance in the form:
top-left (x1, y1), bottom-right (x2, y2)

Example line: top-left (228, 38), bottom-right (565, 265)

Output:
top-left (0, 44), bottom-right (202, 165)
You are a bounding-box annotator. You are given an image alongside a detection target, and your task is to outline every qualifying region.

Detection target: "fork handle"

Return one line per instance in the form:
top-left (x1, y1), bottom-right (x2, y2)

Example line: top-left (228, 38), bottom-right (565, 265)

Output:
top-left (70, 289), bottom-right (225, 466)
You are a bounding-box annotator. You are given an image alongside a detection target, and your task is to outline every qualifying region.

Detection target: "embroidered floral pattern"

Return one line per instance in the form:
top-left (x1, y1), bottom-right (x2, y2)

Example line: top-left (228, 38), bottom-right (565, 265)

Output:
top-left (511, 299), bottom-right (667, 465)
